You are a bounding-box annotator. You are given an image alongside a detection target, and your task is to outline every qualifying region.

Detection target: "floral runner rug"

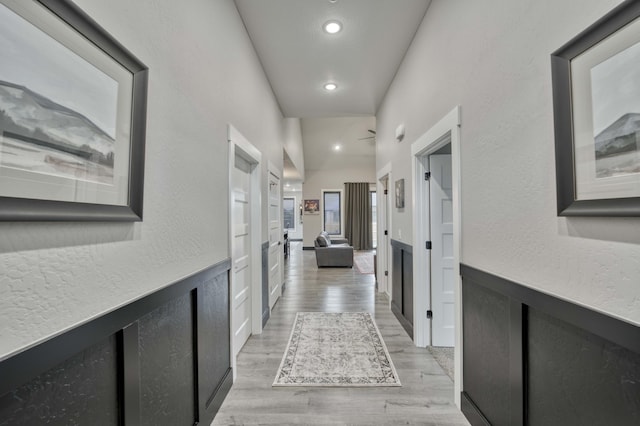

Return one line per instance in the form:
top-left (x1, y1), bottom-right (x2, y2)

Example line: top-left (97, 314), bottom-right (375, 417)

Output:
top-left (273, 312), bottom-right (401, 387)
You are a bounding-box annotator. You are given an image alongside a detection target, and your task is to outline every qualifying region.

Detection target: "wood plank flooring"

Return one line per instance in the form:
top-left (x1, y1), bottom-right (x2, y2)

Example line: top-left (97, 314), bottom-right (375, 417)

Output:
top-left (212, 243), bottom-right (469, 425)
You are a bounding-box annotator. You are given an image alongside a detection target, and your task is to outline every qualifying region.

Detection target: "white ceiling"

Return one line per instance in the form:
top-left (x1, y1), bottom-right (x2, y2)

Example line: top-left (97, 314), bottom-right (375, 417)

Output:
top-left (234, 0), bottom-right (431, 118)
top-left (301, 116), bottom-right (376, 171)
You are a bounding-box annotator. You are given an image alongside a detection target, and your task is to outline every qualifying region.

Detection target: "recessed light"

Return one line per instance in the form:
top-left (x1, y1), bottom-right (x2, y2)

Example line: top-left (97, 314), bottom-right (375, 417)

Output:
top-left (324, 82), bottom-right (337, 91)
top-left (323, 20), bottom-right (342, 34)
top-left (334, 144), bottom-right (341, 151)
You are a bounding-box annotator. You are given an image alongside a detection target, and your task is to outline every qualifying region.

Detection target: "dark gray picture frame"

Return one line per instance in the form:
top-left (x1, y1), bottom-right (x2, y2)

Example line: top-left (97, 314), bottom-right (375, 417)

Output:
top-left (395, 178), bottom-right (404, 209)
top-left (551, 0), bottom-right (640, 217)
top-left (0, 0), bottom-right (148, 221)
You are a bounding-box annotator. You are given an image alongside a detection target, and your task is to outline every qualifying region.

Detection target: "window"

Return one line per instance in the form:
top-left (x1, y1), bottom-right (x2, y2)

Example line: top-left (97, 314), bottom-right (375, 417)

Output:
top-left (323, 191), bottom-right (341, 235)
top-left (283, 197), bottom-right (295, 230)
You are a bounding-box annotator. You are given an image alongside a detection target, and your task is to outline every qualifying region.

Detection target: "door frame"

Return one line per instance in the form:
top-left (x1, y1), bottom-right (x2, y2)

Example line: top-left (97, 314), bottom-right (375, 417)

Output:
top-left (376, 163), bottom-right (393, 298)
top-left (228, 124), bottom-right (263, 345)
top-left (267, 162), bottom-right (283, 309)
top-left (410, 106), bottom-right (462, 407)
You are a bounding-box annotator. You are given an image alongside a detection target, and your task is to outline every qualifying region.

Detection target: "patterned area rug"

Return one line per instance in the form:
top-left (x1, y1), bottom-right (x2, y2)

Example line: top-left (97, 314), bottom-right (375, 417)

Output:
top-left (273, 312), bottom-right (401, 387)
top-left (428, 346), bottom-right (454, 381)
top-left (353, 251), bottom-right (375, 274)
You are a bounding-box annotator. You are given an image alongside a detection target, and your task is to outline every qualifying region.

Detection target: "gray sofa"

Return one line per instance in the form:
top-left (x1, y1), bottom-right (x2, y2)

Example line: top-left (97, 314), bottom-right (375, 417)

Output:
top-left (314, 231), bottom-right (354, 267)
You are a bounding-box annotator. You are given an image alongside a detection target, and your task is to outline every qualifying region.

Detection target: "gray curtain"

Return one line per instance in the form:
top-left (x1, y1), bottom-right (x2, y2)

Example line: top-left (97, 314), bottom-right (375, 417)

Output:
top-left (345, 182), bottom-right (372, 250)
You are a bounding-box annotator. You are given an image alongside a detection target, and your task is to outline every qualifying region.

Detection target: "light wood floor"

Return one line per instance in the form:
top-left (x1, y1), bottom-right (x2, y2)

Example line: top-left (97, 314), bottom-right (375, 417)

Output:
top-left (212, 242), bottom-right (469, 426)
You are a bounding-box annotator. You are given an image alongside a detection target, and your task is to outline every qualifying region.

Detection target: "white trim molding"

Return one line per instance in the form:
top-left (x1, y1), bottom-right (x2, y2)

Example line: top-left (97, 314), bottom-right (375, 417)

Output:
top-left (410, 106), bottom-right (463, 408)
top-left (228, 124), bottom-right (263, 381)
top-left (320, 188), bottom-right (345, 238)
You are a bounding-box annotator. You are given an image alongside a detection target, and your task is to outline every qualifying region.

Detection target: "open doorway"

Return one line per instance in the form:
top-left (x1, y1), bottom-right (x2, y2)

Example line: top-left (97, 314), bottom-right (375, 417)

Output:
top-left (411, 106), bottom-right (463, 407)
top-left (268, 166), bottom-right (283, 310)
top-left (376, 164), bottom-right (392, 298)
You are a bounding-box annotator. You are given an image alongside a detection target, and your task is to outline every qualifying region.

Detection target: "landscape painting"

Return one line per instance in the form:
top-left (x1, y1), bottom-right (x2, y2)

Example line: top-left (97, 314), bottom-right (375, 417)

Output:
top-left (395, 178), bottom-right (404, 208)
top-left (0, 3), bottom-right (118, 185)
top-left (591, 39), bottom-right (640, 179)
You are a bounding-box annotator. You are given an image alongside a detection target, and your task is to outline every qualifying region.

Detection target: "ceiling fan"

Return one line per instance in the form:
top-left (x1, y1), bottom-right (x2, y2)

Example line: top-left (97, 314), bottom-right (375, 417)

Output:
top-left (358, 129), bottom-right (376, 141)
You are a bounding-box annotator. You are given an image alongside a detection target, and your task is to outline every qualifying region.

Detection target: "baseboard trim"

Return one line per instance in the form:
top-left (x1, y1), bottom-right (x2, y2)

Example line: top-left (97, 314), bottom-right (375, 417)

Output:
top-left (461, 392), bottom-right (491, 426)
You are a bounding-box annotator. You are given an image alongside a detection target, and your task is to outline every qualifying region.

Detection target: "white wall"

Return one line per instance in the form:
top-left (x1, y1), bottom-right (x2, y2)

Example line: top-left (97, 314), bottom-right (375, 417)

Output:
top-left (302, 166), bottom-right (376, 246)
top-left (283, 118), bottom-right (305, 181)
top-left (0, 0), bottom-right (285, 360)
top-left (377, 0), bottom-right (640, 324)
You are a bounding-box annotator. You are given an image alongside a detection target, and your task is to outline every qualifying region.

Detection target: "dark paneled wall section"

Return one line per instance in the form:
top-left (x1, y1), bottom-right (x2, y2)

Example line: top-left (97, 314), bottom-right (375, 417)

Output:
top-left (390, 239), bottom-right (413, 339)
top-left (0, 261), bottom-right (232, 426)
top-left (461, 264), bottom-right (640, 426)
top-left (262, 241), bottom-right (270, 328)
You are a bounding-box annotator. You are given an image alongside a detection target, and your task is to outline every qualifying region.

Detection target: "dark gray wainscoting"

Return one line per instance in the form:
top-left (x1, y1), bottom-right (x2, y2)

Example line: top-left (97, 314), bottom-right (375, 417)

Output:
top-left (390, 239), bottom-right (413, 339)
top-left (262, 241), bottom-right (270, 328)
top-left (0, 260), bottom-right (232, 426)
top-left (461, 264), bottom-right (640, 426)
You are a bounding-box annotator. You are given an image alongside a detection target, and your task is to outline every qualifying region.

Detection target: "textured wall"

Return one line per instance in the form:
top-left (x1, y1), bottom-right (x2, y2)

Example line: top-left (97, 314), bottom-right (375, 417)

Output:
top-left (0, 0), bottom-right (285, 360)
top-left (462, 282), bottom-right (510, 426)
top-left (139, 294), bottom-right (194, 425)
top-left (528, 308), bottom-right (640, 425)
top-left (0, 336), bottom-right (118, 425)
top-left (376, 0), bottom-right (640, 324)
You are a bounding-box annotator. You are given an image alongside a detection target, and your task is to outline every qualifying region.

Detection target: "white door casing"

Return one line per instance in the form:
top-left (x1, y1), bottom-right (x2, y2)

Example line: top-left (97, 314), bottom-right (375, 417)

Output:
top-left (411, 106), bottom-right (462, 407)
top-left (429, 154), bottom-right (455, 347)
top-left (378, 178), bottom-right (389, 294)
top-left (376, 163), bottom-right (393, 298)
top-left (268, 167), bottom-right (282, 309)
top-left (231, 154), bottom-right (252, 358)
top-left (228, 124), bottom-right (262, 380)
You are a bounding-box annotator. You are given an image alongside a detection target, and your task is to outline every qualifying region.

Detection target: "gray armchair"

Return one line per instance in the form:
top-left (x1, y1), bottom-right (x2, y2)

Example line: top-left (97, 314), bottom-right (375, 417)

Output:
top-left (314, 231), bottom-right (353, 267)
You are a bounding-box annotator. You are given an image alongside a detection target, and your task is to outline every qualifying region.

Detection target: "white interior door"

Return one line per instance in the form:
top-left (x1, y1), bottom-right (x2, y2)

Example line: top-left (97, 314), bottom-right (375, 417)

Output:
top-left (381, 178), bottom-right (390, 294)
top-left (231, 153), bottom-right (253, 357)
top-left (268, 171), bottom-right (282, 309)
top-left (430, 154), bottom-right (455, 347)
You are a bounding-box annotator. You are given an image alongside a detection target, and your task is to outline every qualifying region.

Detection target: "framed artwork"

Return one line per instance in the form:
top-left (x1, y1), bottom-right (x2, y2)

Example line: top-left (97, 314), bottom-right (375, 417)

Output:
top-left (0, 0), bottom-right (148, 221)
top-left (551, 0), bottom-right (640, 216)
top-left (395, 178), bottom-right (404, 208)
top-left (304, 199), bottom-right (319, 214)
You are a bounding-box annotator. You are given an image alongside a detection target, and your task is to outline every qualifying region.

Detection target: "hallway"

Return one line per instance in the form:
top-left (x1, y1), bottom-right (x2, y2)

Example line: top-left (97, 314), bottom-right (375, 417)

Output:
top-left (213, 243), bottom-right (469, 425)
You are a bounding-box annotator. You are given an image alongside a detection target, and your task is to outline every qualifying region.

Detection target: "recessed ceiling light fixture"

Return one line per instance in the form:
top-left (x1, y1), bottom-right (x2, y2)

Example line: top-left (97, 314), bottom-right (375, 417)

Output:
top-left (323, 20), bottom-right (342, 34)
top-left (324, 82), bottom-right (338, 91)
top-left (334, 144), bottom-right (341, 151)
